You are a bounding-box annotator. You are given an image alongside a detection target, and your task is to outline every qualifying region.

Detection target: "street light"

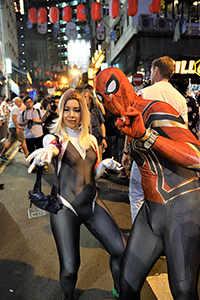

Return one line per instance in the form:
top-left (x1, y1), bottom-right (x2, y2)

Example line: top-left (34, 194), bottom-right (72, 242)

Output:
top-left (70, 65), bottom-right (80, 88)
top-left (72, 68), bottom-right (79, 77)
top-left (5, 58), bottom-right (12, 97)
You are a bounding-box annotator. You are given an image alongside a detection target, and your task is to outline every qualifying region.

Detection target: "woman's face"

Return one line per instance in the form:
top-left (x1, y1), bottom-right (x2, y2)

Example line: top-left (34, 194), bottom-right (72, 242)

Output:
top-left (63, 99), bottom-right (81, 129)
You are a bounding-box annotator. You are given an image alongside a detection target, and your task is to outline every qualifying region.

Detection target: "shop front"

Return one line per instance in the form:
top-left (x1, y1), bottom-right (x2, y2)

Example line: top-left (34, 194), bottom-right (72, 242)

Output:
top-left (171, 56), bottom-right (200, 96)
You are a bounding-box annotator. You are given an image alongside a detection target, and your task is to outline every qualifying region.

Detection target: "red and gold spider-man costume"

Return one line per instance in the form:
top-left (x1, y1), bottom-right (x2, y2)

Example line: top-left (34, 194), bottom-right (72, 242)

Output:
top-left (95, 67), bottom-right (200, 300)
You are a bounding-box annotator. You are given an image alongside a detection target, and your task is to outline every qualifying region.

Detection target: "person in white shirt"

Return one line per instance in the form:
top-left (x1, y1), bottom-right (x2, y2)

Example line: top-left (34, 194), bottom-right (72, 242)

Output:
top-left (19, 96), bottom-right (44, 156)
top-left (0, 98), bottom-right (10, 117)
top-left (0, 97), bottom-right (28, 161)
top-left (122, 56), bottom-right (188, 223)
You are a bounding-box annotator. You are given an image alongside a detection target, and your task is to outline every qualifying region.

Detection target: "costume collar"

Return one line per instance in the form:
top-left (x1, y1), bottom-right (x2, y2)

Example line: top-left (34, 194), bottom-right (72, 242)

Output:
top-left (65, 126), bottom-right (80, 138)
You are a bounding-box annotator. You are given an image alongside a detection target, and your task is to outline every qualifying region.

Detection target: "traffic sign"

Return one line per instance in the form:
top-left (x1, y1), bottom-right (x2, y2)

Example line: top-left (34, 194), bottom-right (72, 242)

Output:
top-left (132, 73), bottom-right (143, 86)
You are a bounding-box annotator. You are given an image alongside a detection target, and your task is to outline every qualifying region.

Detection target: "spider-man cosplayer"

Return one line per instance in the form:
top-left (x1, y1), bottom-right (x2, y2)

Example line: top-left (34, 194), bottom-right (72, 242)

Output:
top-left (95, 67), bottom-right (200, 300)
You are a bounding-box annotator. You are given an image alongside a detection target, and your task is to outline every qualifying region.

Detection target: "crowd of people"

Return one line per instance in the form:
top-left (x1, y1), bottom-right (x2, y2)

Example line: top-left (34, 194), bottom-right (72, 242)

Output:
top-left (0, 85), bottom-right (111, 165)
top-left (0, 56), bottom-right (200, 300)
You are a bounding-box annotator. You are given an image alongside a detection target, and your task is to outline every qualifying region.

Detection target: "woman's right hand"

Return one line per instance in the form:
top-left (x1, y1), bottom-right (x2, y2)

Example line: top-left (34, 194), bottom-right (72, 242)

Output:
top-left (26, 146), bottom-right (55, 173)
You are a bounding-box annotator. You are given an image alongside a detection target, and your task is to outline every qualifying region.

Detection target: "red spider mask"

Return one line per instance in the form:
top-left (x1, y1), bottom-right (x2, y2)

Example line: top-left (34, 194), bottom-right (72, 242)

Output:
top-left (95, 67), bottom-right (137, 115)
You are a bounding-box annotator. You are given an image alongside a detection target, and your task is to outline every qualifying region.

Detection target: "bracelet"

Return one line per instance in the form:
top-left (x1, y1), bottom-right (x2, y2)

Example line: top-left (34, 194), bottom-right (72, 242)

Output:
top-left (102, 137), bottom-right (106, 140)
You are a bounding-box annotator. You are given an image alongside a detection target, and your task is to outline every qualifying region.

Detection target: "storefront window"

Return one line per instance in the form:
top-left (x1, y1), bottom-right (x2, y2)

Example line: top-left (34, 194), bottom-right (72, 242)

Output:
top-left (159, 0), bottom-right (200, 22)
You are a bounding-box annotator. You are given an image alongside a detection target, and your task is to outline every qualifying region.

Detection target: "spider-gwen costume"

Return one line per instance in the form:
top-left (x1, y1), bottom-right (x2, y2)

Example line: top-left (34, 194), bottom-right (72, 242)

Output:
top-left (95, 67), bottom-right (200, 300)
top-left (45, 128), bottom-right (125, 300)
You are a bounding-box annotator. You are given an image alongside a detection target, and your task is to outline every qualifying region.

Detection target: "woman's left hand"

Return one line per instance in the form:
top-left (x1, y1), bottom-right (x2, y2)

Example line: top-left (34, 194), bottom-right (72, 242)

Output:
top-left (26, 146), bottom-right (56, 173)
top-left (102, 157), bottom-right (123, 171)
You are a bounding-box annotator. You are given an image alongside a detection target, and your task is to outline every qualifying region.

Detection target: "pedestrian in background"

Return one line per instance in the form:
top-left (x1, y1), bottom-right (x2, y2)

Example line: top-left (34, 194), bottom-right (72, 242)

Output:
top-left (83, 84), bottom-right (106, 116)
top-left (0, 118), bottom-right (5, 190)
top-left (41, 97), bottom-right (59, 136)
top-left (122, 56), bottom-right (188, 223)
top-left (0, 97), bottom-right (28, 162)
top-left (82, 89), bottom-right (107, 161)
top-left (33, 97), bottom-right (43, 109)
top-left (175, 78), bottom-right (199, 139)
top-left (19, 96), bottom-right (44, 157)
top-left (0, 98), bottom-right (11, 119)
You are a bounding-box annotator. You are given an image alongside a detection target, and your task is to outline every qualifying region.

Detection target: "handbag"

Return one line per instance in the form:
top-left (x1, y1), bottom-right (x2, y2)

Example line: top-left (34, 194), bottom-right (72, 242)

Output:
top-left (28, 160), bottom-right (62, 214)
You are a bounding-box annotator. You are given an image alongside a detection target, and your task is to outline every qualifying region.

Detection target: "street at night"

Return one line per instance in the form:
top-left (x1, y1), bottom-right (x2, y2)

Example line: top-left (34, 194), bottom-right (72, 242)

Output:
top-left (1, 0), bottom-right (200, 299)
top-left (1, 144), bottom-right (197, 300)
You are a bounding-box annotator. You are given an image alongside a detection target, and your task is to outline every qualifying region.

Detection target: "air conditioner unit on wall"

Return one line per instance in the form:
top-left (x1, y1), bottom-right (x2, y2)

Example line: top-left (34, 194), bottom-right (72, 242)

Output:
top-left (138, 14), bottom-right (154, 32)
top-left (156, 18), bottom-right (170, 32)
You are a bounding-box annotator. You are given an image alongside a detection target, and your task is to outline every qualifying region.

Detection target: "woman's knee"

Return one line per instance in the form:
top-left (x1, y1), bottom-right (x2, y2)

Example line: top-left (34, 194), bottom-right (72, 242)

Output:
top-left (60, 262), bottom-right (79, 282)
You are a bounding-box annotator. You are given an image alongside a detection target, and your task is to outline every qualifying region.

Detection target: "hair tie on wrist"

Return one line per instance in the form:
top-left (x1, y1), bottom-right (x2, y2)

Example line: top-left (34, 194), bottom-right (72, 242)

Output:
top-left (123, 151), bottom-right (129, 155)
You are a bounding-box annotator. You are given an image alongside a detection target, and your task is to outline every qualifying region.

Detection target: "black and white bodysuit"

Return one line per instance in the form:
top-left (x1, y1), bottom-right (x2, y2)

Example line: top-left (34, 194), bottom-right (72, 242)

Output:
top-left (49, 128), bottom-right (125, 300)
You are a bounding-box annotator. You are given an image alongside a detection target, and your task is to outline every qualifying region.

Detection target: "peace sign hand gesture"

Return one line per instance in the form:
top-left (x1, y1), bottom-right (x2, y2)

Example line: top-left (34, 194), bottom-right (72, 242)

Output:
top-left (110, 85), bottom-right (146, 139)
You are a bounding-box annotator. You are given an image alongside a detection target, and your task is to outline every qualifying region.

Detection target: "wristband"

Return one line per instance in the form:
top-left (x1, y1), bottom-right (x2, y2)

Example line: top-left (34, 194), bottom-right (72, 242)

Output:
top-left (143, 129), bottom-right (159, 149)
top-left (49, 139), bottom-right (62, 152)
top-left (102, 137), bottom-right (106, 140)
top-left (123, 150), bottom-right (129, 155)
top-left (138, 129), bottom-right (151, 142)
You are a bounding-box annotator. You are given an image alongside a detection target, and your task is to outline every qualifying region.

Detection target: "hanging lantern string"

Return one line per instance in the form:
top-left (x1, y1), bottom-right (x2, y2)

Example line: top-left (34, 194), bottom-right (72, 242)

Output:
top-left (28, 0), bottom-right (158, 25)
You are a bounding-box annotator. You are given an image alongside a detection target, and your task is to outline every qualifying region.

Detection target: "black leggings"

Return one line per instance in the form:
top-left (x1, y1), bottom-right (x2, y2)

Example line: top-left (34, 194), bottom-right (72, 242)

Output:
top-left (120, 194), bottom-right (200, 300)
top-left (50, 199), bottom-right (125, 300)
top-left (26, 135), bottom-right (43, 155)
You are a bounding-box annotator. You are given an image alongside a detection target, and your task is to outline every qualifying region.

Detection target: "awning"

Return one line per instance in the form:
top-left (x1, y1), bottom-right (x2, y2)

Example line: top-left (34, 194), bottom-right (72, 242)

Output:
top-left (12, 63), bottom-right (32, 84)
top-left (0, 70), bottom-right (6, 85)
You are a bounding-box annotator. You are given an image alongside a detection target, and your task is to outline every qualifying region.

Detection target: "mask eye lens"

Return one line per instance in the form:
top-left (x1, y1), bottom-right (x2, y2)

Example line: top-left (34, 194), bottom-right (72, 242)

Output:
top-left (107, 80), bottom-right (117, 93)
top-left (105, 74), bottom-right (119, 94)
top-left (96, 92), bottom-right (104, 103)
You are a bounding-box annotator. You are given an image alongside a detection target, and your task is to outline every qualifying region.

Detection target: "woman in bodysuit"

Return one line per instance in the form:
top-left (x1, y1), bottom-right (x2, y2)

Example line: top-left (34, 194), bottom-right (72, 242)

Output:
top-left (26, 89), bottom-right (125, 300)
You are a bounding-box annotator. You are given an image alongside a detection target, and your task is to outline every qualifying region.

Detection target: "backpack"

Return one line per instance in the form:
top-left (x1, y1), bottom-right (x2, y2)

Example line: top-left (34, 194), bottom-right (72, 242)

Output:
top-left (22, 108), bottom-right (42, 122)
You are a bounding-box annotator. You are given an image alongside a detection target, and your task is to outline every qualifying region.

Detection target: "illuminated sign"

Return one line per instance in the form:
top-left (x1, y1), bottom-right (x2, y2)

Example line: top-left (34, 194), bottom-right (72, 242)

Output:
top-left (174, 60), bottom-right (200, 76)
top-left (91, 45), bottom-right (105, 70)
top-left (5, 58), bottom-right (12, 74)
top-left (68, 40), bottom-right (91, 73)
top-left (9, 79), bottom-right (19, 95)
top-left (195, 60), bottom-right (200, 76)
top-left (27, 71), bottom-right (32, 84)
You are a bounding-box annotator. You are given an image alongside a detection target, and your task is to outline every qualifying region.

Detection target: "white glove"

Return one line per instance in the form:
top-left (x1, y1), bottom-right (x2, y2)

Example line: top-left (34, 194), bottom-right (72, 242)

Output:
top-left (26, 145), bottom-right (59, 173)
top-left (95, 157), bottom-right (123, 180)
top-left (102, 157), bottom-right (123, 171)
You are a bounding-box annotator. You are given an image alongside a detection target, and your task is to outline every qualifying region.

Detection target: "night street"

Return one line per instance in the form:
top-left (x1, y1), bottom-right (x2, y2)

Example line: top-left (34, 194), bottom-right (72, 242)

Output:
top-left (0, 142), bottom-right (199, 300)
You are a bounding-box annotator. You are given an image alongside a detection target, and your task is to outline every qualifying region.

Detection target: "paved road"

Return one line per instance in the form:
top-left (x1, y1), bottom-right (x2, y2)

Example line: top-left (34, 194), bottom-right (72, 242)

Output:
top-left (0, 143), bottom-right (199, 300)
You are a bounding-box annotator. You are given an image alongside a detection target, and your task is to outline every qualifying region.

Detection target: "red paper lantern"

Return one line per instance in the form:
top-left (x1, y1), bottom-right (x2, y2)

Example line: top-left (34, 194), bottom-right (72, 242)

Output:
top-left (76, 4), bottom-right (86, 22)
top-left (127, 0), bottom-right (138, 17)
top-left (62, 6), bottom-right (72, 22)
top-left (50, 7), bottom-right (59, 23)
top-left (28, 8), bottom-right (37, 24)
top-left (149, 0), bottom-right (161, 14)
top-left (91, 2), bottom-right (101, 21)
top-left (109, 0), bottom-right (120, 19)
top-left (38, 7), bottom-right (47, 24)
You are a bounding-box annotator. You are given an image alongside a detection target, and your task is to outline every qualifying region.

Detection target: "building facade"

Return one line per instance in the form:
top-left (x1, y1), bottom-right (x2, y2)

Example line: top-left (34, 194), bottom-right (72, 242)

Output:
top-left (93, 0), bottom-right (200, 86)
top-left (0, 0), bottom-right (19, 97)
top-left (16, 0), bottom-right (91, 94)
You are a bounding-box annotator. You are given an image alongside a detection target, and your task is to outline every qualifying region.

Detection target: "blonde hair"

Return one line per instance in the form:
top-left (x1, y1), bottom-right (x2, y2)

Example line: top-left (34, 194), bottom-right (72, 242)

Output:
top-left (50, 89), bottom-right (91, 150)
